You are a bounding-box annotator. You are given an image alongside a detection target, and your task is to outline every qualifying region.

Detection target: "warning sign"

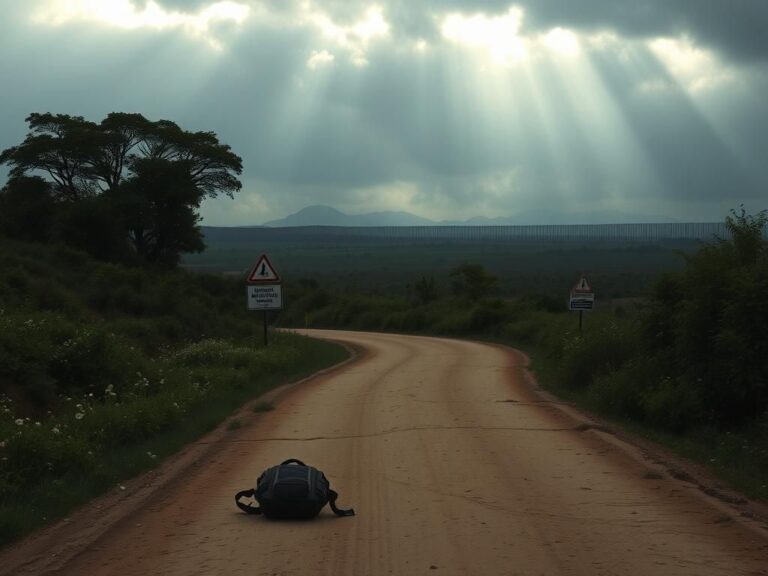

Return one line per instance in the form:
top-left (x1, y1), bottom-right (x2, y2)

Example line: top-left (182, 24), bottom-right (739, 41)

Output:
top-left (569, 275), bottom-right (594, 311)
top-left (247, 254), bottom-right (280, 284)
top-left (247, 285), bottom-right (282, 310)
top-left (573, 276), bottom-right (592, 292)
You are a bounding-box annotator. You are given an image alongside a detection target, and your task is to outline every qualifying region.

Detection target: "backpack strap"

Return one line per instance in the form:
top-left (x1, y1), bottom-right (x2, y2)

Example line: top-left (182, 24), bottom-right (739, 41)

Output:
top-left (235, 489), bottom-right (262, 515)
top-left (328, 489), bottom-right (355, 517)
top-left (280, 459), bottom-right (306, 466)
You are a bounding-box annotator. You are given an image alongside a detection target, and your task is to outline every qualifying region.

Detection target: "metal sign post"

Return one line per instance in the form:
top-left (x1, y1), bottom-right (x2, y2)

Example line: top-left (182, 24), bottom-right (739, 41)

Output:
top-left (246, 255), bottom-right (283, 347)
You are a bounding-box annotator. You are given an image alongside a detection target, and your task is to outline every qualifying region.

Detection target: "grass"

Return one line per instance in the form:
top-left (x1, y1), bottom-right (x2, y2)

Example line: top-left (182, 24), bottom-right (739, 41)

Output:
top-left (0, 237), bottom-right (351, 547)
top-left (524, 344), bottom-right (768, 502)
top-left (252, 401), bottom-right (274, 412)
top-left (0, 335), bottom-right (347, 546)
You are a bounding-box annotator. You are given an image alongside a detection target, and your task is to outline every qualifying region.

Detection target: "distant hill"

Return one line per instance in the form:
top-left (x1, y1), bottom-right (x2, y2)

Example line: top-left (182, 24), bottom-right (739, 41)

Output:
top-left (261, 205), bottom-right (678, 227)
top-left (262, 205), bottom-right (434, 227)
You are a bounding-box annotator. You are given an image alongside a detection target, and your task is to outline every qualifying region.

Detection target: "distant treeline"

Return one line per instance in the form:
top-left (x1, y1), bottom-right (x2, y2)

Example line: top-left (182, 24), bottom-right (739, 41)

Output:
top-left (204, 221), bottom-right (751, 245)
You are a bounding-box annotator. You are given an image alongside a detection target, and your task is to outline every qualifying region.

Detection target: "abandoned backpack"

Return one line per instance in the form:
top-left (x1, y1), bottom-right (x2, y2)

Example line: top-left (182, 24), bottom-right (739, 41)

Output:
top-left (235, 459), bottom-right (355, 519)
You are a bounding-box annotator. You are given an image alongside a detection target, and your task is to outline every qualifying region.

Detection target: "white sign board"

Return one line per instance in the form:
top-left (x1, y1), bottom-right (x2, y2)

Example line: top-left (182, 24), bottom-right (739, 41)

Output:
top-left (247, 284), bottom-right (283, 310)
top-left (569, 291), bottom-right (595, 311)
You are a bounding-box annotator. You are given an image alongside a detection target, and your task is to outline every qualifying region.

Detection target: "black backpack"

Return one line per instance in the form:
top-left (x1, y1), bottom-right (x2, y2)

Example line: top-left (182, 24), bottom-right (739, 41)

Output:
top-left (235, 459), bottom-right (355, 519)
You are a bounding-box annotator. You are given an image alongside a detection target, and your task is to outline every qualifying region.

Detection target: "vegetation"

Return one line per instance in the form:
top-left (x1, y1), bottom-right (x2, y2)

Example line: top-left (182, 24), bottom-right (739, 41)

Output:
top-left (184, 233), bottom-right (695, 300)
top-left (278, 210), bottom-right (768, 499)
top-left (0, 112), bottom-right (352, 546)
top-left (0, 112), bottom-right (242, 266)
top-left (0, 108), bottom-right (764, 529)
top-left (0, 238), bottom-right (347, 545)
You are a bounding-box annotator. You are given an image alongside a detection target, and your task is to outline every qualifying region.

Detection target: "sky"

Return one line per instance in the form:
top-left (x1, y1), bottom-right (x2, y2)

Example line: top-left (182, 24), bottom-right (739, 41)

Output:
top-left (1, 0), bottom-right (767, 225)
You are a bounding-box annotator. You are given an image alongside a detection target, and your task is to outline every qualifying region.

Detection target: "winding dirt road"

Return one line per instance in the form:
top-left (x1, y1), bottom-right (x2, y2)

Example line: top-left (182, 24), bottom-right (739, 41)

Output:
top-left (3, 330), bottom-right (767, 575)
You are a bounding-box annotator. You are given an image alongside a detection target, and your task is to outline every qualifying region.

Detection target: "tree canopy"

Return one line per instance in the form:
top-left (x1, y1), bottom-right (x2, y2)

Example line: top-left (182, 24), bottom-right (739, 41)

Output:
top-left (0, 112), bottom-right (242, 266)
top-left (643, 208), bottom-right (768, 426)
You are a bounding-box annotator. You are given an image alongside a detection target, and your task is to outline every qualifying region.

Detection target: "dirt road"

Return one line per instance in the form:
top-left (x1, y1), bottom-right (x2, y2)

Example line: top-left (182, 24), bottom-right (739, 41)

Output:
top-left (3, 330), bottom-right (767, 575)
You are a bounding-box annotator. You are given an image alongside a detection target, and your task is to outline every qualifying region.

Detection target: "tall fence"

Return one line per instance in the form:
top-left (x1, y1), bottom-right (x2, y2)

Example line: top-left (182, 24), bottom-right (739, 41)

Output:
top-left (209, 222), bottom-right (739, 244)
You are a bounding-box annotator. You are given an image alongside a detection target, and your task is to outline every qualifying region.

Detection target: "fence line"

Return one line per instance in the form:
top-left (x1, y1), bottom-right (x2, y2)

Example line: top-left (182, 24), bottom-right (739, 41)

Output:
top-left (211, 222), bottom-right (743, 243)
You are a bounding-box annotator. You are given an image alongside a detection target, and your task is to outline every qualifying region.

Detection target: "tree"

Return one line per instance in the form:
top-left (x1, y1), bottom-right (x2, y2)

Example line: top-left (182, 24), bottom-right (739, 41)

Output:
top-left (643, 208), bottom-right (768, 426)
top-left (0, 112), bottom-right (243, 265)
top-left (0, 114), bottom-right (101, 201)
top-left (55, 196), bottom-right (132, 263)
top-left (90, 112), bottom-right (155, 192)
top-left (0, 113), bottom-right (243, 200)
top-left (450, 263), bottom-right (497, 299)
top-left (721, 206), bottom-right (768, 266)
top-left (0, 176), bottom-right (58, 241)
top-left (412, 275), bottom-right (438, 305)
top-left (108, 158), bottom-right (205, 266)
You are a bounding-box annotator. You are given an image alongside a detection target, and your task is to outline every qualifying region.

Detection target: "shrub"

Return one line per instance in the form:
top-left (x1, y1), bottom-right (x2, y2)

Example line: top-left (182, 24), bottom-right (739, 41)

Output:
top-left (641, 377), bottom-right (706, 433)
top-left (588, 358), bottom-right (655, 421)
top-left (554, 318), bottom-right (640, 391)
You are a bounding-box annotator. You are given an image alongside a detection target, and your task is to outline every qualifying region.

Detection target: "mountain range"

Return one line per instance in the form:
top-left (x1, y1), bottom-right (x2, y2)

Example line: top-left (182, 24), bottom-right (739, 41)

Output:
top-left (261, 205), bottom-right (679, 227)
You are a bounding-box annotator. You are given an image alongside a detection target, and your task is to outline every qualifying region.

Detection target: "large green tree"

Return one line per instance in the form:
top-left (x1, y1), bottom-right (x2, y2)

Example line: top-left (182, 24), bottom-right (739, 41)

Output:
top-left (0, 112), bottom-right (243, 265)
top-left (108, 158), bottom-right (205, 266)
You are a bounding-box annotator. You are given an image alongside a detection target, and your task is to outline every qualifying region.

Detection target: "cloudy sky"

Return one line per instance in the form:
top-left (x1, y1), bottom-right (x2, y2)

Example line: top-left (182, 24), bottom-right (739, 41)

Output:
top-left (1, 1), bottom-right (767, 225)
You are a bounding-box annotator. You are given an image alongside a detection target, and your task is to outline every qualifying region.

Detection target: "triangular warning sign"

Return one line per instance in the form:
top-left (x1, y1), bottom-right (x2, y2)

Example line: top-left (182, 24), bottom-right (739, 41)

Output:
top-left (247, 254), bottom-right (280, 284)
top-left (573, 276), bottom-right (592, 292)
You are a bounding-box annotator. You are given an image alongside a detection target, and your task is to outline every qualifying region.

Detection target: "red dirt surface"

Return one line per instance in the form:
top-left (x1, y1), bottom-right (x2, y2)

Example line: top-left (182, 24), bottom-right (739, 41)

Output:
top-left (2, 330), bottom-right (767, 575)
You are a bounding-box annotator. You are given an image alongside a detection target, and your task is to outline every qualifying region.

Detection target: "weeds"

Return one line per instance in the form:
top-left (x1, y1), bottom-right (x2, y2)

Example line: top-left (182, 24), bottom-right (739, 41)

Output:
top-left (0, 238), bottom-right (348, 546)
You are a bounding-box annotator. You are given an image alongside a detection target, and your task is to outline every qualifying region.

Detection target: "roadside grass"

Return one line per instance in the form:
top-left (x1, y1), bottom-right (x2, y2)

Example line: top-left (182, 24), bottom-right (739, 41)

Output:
top-left (524, 339), bottom-right (768, 502)
top-left (252, 401), bottom-right (274, 412)
top-left (0, 333), bottom-right (347, 547)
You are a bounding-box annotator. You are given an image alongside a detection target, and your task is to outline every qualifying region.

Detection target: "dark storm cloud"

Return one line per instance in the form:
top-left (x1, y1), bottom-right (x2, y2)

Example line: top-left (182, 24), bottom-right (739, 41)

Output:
top-left (382, 0), bottom-right (768, 63)
top-left (143, 0), bottom-right (768, 63)
top-left (521, 0), bottom-right (768, 64)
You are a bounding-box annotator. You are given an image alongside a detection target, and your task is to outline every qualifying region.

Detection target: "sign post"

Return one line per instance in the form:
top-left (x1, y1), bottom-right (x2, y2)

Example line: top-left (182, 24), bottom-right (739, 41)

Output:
top-left (246, 254), bottom-right (282, 346)
top-left (569, 276), bottom-right (594, 331)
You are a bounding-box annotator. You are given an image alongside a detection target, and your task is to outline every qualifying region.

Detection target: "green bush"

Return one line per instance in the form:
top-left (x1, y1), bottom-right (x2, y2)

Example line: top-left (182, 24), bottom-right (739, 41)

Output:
top-left (552, 318), bottom-right (639, 391)
top-left (1, 421), bottom-right (95, 494)
top-left (588, 358), bottom-right (653, 421)
top-left (640, 377), bottom-right (705, 433)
